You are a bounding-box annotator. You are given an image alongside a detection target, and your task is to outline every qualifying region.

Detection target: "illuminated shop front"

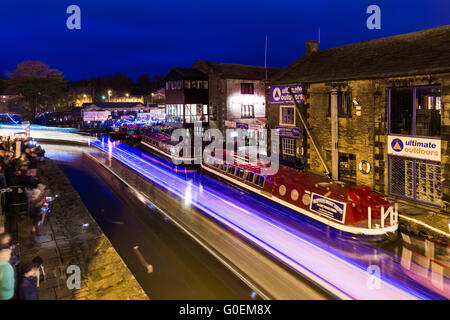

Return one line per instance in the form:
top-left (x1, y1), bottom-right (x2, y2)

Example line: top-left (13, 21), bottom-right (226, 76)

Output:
top-left (164, 67), bottom-right (209, 128)
top-left (166, 103), bottom-right (209, 124)
top-left (388, 85), bottom-right (442, 206)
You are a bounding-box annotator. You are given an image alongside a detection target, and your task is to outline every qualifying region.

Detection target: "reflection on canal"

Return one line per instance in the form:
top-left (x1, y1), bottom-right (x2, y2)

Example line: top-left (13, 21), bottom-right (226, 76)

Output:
top-left (41, 142), bottom-right (449, 300)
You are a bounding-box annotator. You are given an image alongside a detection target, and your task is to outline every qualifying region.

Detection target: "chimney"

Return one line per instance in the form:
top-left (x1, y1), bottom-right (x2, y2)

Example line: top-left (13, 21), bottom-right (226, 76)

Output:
top-left (305, 40), bottom-right (319, 55)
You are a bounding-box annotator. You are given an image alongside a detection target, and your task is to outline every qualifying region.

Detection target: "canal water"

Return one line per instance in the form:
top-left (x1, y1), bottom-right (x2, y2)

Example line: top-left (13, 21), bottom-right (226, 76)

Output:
top-left (41, 142), bottom-right (449, 300)
top-left (41, 143), bottom-right (258, 300)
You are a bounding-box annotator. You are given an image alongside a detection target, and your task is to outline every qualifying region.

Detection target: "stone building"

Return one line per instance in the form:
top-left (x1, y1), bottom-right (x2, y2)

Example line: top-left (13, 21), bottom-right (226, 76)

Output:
top-left (269, 25), bottom-right (450, 212)
top-left (193, 60), bottom-right (280, 143)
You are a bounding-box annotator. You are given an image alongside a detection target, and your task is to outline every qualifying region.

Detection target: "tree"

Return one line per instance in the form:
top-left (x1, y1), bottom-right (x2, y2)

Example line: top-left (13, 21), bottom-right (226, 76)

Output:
top-left (134, 73), bottom-right (151, 96)
top-left (7, 61), bottom-right (67, 120)
top-left (104, 73), bottom-right (133, 97)
top-left (0, 74), bottom-right (6, 93)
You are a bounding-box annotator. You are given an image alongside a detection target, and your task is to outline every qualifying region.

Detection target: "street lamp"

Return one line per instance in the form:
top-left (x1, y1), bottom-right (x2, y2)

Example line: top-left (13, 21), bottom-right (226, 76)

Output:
top-left (108, 90), bottom-right (112, 102)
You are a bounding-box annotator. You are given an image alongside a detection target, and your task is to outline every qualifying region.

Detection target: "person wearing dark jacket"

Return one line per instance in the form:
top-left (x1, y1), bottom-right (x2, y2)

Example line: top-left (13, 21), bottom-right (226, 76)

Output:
top-left (19, 262), bottom-right (39, 300)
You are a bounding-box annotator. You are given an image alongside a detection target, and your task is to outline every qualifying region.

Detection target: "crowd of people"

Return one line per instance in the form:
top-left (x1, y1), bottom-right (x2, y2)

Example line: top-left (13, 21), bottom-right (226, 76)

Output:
top-left (0, 135), bottom-right (51, 300)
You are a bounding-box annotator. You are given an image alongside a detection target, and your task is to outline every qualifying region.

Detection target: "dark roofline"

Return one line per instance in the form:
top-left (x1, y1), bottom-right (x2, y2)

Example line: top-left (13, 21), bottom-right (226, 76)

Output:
top-left (272, 25), bottom-right (450, 85)
top-left (165, 67), bottom-right (208, 80)
top-left (193, 60), bottom-right (282, 80)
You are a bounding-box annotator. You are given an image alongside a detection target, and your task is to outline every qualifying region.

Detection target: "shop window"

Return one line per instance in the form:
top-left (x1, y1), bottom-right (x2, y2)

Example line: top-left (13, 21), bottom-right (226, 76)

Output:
top-left (390, 87), bottom-right (413, 135)
top-left (241, 83), bottom-right (254, 95)
top-left (241, 105), bottom-right (254, 119)
top-left (185, 81), bottom-right (191, 89)
top-left (415, 86), bottom-right (441, 137)
top-left (191, 81), bottom-right (198, 89)
top-left (281, 138), bottom-right (295, 156)
top-left (328, 91), bottom-right (351, 117)
top-left (280, 106), bottom-right (295, 125)
top-left (389, 85), bottom-right (441, 137)
top-left (389, 157), bottom-right (441, 206)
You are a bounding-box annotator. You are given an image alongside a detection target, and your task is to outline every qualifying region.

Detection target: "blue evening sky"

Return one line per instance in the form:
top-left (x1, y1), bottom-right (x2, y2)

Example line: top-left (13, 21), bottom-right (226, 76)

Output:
top-left (1, 0), bottom-right (449, 80)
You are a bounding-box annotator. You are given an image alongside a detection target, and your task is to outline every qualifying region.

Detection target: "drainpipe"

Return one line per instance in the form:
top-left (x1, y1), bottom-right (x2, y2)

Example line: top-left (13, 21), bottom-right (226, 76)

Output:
top-left (331, 87), bottom-right (339, 180)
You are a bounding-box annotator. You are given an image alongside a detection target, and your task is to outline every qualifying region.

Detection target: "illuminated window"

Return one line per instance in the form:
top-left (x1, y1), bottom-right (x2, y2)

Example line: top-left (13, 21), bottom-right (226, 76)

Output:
top-left (241, 105), bottom-right (254, 119)
top-left (241, 83), bottom-right (254, 95)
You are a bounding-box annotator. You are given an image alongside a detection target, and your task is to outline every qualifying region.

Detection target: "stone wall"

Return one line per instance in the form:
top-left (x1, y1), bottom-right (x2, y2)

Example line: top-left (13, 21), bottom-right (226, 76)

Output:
top-left (268, 73), bottom-right (450, 213)
top-left (306, 80), bottom-right (382, 187)
top-left (35, 160), bottom-right (148, 300)
top-left (226, 79), bottom-right (266, 121)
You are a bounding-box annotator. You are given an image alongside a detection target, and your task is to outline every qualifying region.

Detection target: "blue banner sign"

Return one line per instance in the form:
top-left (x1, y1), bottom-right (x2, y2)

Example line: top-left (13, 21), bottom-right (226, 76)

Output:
top-left (236, 123), bottom-right (249, 129)
top-left (310, 193), bottom-right (346, 223)
top-left (270, 85), bottom-right (305, 105)
top-left (276, 126), bottom-right (301, 137)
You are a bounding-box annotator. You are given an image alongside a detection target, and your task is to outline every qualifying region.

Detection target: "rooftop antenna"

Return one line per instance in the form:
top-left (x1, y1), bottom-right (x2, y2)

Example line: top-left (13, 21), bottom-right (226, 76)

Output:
top-left (264, 35), bottom-right (268, 81)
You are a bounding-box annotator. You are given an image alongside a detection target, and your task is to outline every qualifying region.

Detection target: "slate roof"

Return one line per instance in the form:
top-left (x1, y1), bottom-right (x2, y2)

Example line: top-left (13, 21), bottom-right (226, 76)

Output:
top-left (165, 67), bottom-right (208, 80)
top-left (272, 25), bottom-right (450, 84)
top-left (193, 60), bottom-right (282, 80)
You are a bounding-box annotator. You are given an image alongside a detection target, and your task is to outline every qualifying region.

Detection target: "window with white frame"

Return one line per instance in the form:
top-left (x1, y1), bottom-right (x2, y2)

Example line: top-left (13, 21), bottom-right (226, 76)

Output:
top-left (241, 105), bottom-right (254, 118)
top-left (281, 138), bottom-right (295, 156)
top-left (280, 106), bottom-right (295, 126)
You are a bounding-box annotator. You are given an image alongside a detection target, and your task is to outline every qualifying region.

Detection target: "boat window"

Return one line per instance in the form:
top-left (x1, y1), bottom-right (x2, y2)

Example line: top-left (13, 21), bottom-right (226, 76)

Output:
top-left (246, 172), bottom-right (255, 183)
top-left (236, 168), bottom-right (245, 179)
top-left (255, 175), bottom-right (265, 187)
top-left (228, 165), bottom-right (236, 175)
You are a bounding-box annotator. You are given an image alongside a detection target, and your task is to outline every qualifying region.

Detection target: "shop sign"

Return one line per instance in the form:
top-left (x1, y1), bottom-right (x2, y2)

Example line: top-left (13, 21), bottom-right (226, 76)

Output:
top-left (270, 85), bottom-right (305, 105)
top-left (225, 120), bottom-right (236, 128)
top-left (388, 135), bottom-right (441, 162)
top-left (236, 123), bottom-right (249, 129)
top-left (276, 126), bottom-right (301, 137)
top-left (310, 193), bottom-right (346, 223)
top-left (248, 123), bottom-right (260, 130)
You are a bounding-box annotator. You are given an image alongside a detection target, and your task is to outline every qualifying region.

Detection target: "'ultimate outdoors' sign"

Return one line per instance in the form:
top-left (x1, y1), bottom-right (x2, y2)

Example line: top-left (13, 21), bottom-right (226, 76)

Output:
top-left (387, 135), bottom-right (441, 162)
top-left (310, 193), bottom-right (346, 223)
top-left (270, 85), bottom-right (305, 105)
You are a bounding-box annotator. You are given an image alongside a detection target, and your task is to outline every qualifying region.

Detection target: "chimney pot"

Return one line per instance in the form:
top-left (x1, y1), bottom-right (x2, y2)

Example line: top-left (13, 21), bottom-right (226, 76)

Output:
top-left (305, 40), bottom-right (319, 55)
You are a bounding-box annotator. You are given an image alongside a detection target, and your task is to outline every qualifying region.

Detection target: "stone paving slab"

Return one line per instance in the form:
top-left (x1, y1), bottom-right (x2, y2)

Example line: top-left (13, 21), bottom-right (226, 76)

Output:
top-left (397, 201), bottom-right (449, 242)
top-left (16, 159), bottom-right (148, 300)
